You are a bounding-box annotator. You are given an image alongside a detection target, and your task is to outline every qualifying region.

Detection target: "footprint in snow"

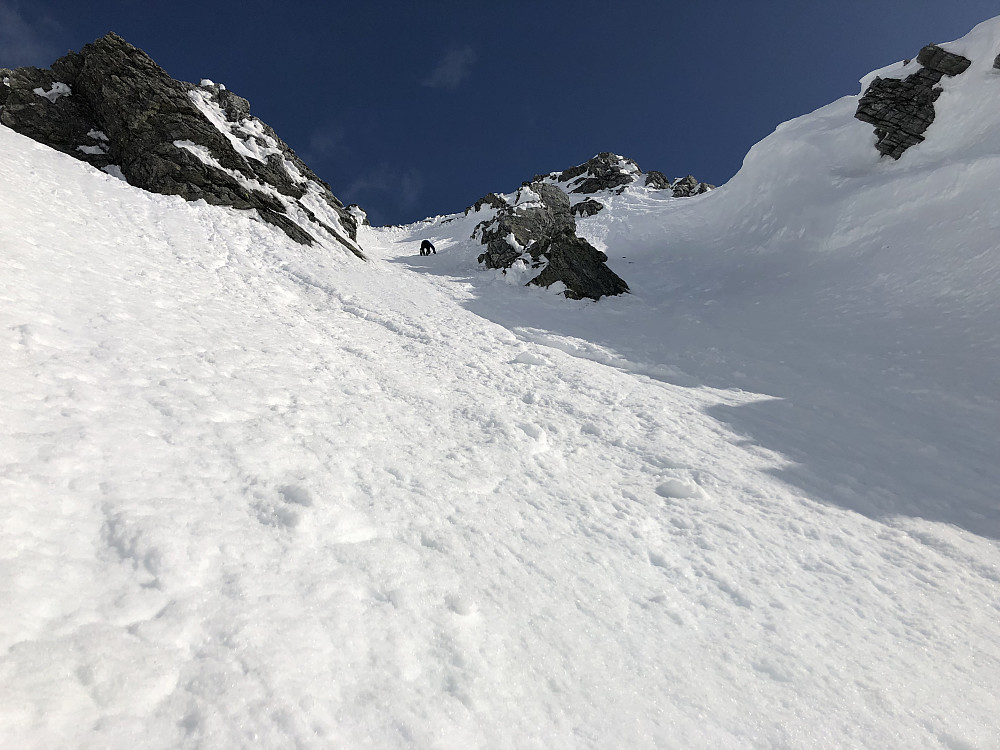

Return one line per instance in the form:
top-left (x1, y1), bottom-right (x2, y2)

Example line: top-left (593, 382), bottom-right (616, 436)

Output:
top-left (253, 483), bottom-right (314, 529)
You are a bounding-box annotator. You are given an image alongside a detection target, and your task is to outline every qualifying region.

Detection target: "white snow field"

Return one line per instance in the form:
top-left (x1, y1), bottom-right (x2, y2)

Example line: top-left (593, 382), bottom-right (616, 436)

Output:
top-left (3, 19), bottom-right (1000, 750)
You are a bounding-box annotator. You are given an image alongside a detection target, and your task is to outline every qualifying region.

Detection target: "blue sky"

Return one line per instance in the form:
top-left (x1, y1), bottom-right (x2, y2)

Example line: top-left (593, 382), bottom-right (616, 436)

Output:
top-left (2, 1), bottom-right (998, 225)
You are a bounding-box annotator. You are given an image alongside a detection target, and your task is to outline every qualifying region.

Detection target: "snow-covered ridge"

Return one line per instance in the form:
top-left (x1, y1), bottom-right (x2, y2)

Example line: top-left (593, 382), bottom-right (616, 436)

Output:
top-left (0, 32), bottom-right (364, 258)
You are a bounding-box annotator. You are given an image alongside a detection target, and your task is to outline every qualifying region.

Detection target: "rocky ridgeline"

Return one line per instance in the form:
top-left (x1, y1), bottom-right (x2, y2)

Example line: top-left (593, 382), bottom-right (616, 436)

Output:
top-left (0, 33), bottom-right (364, 257)
top-left (548, 152), bottom-right (713, 202)
top-left (467, 153), bottom-right (713, 300)
top-left (855, 44), bottom-right (973, 159)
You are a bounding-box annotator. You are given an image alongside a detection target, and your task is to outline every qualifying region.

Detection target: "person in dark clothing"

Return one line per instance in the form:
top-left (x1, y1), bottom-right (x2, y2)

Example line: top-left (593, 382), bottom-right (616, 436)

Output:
top-left (420, 239), bottom-right (436, 256)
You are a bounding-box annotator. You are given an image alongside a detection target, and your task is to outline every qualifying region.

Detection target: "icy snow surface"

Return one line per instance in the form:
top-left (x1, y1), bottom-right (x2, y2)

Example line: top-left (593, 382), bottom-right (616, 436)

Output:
top-left (3, 17), bottom-right (1000, 750)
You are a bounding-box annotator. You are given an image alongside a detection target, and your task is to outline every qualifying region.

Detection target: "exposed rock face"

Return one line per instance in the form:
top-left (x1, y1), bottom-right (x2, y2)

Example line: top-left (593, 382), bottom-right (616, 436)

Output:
top-left (0, 70), bottom-right (12, 107)
top-left (464, 192), bottom-right (507, 216)
top-left (571, 198), bottom-right (604, 217)
top-left (558, 152), bottom-right (641, 194)
top-left (667, 174), bottom-right (713, 197)
top-left (0, 33), bottom-right (363, 256)
top-left (464, 153), bottom-right (713, 300)
top-left (554, 153), bottom-right (714, 199)
top-left (855, 44), bottom-right (972, 159)
top-left (643, 170), bottom-right (671, 190)
top-left (472, 182), bottom-right (629, 301)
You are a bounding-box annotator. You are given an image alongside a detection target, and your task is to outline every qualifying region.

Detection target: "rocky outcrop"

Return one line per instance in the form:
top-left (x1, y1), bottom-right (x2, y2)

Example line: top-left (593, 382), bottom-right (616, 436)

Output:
top-left (667, 174), bottom-right (713, 197)
top-left (464, 192), bottom-right (507, 216)
top-left (558, 152), bottom-right (641, 194)
top-left (0, 33), bottom-right (363, 256)
top-left (643, 170), bottom-right (672, 190)
top-left (464, 153), bottom-right (713, 300)
top-left (0, 70), bottom-right (12, 107)
top-left (472, 182), bottom-right (629, 301)
top-left (553, 153), bottom-right (714, 199)
top-left (855, 44), bottom-right (972, 159)
top-left (570, 198), bottom-right (604, 217)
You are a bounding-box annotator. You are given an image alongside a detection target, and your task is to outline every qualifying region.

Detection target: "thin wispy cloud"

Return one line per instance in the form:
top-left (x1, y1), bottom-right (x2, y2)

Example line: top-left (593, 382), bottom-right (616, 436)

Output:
top-left (0, 2), bottom-right (57, 67)
top-left (421, 46), bottom-right (477, 89)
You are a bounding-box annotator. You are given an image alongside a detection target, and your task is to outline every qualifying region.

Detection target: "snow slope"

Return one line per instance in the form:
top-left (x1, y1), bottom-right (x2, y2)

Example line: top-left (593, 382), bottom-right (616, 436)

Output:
top-left (3, 17), bottom-right (1000, 750)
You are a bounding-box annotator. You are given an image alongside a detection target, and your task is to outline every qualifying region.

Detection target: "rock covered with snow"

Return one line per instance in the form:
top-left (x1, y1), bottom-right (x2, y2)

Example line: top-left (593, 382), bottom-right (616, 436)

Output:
top-left (463, 153), bottom-right (711, 300)
top-left (552, 152), bottom-right (713, 198)
top-left (855, 43), bottom-right (973, 159)
top-left (0, 33), bottom-right (363, 256)
top-left (472, 182), bottom-right (629, 300)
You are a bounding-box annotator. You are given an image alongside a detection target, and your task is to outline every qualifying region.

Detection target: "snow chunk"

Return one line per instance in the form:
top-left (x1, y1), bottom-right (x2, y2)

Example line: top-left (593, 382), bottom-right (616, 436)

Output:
top-left (87, 129), bottom-right (109, 142)
top-left (77, 144), bottom-right (108, 155)
top-left (33, 82), bottom-right (71, 103)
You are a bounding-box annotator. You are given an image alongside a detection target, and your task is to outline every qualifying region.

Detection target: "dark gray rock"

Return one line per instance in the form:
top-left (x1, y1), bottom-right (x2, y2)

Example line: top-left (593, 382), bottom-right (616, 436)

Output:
top-left (474, 182), bottom-right (628, 300)
top-left (467, 153), bottom-right (713, 299)
top-left (644, 170), bottom-right (671, 189)
top-left (856, 44), bottom-right (972, 159)
top-left (571, 198), bottom-right (604, 217)
top-left (994, 52), bottom-right (1000, 70)
top-left (528, 228), bottom-right (629, 300)
top-left (0, 66), bottom-right (111, 168)
top-left (645, 171), bottom-right (713, 195)
top-left (0, 33), bottom-right (363, 257)
top-left (557, 152), bottom-right (639, 194)
top-left (553, 154), bottom-right (712, 197)
top-left (916, 44), bottom-right (973, 76)
top-left (0, 69), bottom-right (12, 106)
top-left (669, 175), bottom-right (713, 197)
top-left (464, 192), bottom-right (507, 215)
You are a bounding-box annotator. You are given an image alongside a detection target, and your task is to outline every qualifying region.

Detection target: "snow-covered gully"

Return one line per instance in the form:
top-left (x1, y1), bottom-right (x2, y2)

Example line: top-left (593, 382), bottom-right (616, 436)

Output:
top-left (3, 18), bottom-right (1000, 750)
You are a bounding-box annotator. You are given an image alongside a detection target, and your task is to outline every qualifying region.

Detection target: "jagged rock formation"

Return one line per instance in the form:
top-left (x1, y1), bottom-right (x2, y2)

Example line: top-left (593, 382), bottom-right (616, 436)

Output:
top-left (0, 33), bottom-right (363, 256)
top-left (554, 152), bottom-right (713, 198)
top-left (855, 44), bottom-right (972, 159)
top-left (472, 182), bottom-right (629, 301)
top-left (570, 198), bottom-right (604, 218)
top-left (462, 153), bottom-right (712, 300)
top-left (557, 152), bottom-right (641, 194)
top-left (462, 153), bottom-right (712, 299)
